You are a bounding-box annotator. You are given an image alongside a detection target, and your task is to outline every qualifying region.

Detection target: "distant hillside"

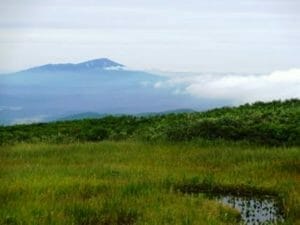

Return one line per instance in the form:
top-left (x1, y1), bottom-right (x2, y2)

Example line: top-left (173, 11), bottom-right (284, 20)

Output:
top-left (1, 99), bottom-right (299, 146)
top-left (136, 108), bottom-right (196, 117)
top-left (57, 112), bottom-right (107, 121)
top-left (57, 109), bottom-right (196, 121)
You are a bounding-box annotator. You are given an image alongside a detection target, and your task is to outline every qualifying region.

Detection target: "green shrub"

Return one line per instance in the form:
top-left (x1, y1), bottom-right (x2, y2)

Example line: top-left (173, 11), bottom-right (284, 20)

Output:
top-left (1, 99), bottom-right (299, 146)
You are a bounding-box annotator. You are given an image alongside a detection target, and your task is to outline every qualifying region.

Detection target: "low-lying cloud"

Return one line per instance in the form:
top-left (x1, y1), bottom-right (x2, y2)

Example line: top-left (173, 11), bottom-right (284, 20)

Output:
top-left (12, 115), bottom-right (47, 125)
top-left (154, 68), bottom-right (300, 104)
top-left (0, 106), bottom-right (22, 111)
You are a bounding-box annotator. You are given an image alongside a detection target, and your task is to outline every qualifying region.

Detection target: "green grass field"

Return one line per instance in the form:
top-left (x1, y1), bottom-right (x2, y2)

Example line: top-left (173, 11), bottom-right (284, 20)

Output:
top-left (1, 141), bottom-right (299, 225)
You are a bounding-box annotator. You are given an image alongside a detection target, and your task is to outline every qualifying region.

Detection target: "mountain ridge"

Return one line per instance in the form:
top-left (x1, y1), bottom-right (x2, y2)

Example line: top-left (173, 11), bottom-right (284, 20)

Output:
top-left (0, 57), bottom-right (223, 125)
top-left (19, 58), bottom-right (124, 74)
top-left (55, 108), bottom-right (197, 122)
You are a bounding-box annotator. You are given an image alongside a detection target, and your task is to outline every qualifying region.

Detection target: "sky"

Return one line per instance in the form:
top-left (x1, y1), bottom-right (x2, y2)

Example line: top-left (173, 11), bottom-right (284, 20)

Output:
top-left (0, 0), bottom-right (300, 73)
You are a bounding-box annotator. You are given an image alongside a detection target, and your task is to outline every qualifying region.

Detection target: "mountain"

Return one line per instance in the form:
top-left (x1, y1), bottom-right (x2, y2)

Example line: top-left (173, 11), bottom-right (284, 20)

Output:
top-left (0, 58), bottom-right (227, 125)
top-left (55, 108), bottom-right (197, 122)
top-left (57, 112), bottom-right (107, 121)
top-left (136, 108), bottom-right (196, 117)
top-left (20, 58), bottom-right (124, 73)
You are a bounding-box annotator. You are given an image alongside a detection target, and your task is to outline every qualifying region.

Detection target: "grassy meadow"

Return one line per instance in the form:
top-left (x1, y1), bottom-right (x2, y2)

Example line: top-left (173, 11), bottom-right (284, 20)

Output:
top-left (1, 141), bottom-right (299, 225)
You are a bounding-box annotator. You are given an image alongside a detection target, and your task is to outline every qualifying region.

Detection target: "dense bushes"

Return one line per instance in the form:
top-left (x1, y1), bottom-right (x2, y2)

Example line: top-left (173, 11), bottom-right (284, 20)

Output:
top-left (1, 99), bottom-right (299, 146)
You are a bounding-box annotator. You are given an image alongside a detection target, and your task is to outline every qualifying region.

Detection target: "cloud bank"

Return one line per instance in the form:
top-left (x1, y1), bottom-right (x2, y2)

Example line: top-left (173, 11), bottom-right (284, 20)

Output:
top-left (154, 68), bottom-right (300, 104)
top-left (0, 106), bottom-right (22, 111)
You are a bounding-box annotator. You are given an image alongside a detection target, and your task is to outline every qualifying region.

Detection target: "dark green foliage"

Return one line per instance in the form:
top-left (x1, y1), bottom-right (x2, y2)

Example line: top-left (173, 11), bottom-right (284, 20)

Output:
top-left (1, 99), bottom-right (299, 146)
top-left (81, 127), bottom-right (109, 141)
top-left (1, 215), bottom-right (23, 225)
top-left (66, 203), bottom-right (138, 225)
top-left (66, 204), bottom-right (101, 225)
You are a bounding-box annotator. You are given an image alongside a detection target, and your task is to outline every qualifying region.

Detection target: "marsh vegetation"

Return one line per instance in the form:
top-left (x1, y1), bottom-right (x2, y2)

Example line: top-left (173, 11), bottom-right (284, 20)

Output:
top-left (1, 141), bottom-right (299, 224)
top-left (0, 100), bottom-right (299, 224)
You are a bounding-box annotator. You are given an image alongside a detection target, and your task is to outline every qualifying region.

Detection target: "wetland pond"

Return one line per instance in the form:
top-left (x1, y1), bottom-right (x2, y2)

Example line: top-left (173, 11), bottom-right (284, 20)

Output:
top-left (178, 186), bottom-right (285, 225)
top-left (215, 194), bottom-right (284, 225)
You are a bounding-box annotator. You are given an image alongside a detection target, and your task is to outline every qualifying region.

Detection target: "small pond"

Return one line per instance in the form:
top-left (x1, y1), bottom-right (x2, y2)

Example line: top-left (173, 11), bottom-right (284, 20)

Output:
top-left (216, 194), bottom-right (284, 225)
top-left (177, 185), bottom-right (285, 225)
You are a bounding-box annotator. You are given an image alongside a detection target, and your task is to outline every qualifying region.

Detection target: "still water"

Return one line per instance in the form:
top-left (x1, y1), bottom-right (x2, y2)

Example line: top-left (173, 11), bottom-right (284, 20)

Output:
top-left (217, 195), bottom-right (284, 225)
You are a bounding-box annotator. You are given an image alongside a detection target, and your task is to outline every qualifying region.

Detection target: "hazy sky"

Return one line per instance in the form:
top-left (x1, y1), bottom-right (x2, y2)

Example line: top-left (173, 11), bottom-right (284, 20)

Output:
top-left (0, 0), bottom-right (300, 72)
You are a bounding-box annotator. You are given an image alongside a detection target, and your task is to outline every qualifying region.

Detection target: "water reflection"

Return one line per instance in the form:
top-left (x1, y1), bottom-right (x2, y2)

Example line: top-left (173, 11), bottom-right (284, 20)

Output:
top-left (217, 195), bottom-right (284, 225)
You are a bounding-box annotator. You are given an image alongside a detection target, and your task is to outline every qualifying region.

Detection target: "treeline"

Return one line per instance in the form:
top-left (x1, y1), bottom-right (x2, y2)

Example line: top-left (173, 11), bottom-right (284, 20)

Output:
top-left (1, 99), bottom-right (299, 146)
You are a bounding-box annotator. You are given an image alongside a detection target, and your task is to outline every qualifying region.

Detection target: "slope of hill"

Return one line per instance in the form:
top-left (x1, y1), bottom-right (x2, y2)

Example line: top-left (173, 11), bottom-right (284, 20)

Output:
top-left (1, 99), bottom-right (299, 146)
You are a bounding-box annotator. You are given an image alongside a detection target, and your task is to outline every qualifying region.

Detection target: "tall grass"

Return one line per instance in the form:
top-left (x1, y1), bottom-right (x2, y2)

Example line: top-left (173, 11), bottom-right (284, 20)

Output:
top-left (0, 141), bottom-right (299, 224)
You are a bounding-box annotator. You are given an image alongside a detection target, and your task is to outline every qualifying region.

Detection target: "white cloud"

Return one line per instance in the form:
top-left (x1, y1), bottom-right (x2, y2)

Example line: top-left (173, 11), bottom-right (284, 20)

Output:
top-left (154, 81), bottom-right (163, 88)
top-left (0, 106), bottom-right (22, 111)
top-left (154, 69), bottom-right (300, 104)
top-left (12, 115), bottom-right (47, 125)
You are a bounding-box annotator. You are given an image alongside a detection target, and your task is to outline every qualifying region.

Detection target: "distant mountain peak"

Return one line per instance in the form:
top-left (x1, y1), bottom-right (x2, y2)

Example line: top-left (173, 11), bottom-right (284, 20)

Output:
top-left (21, 58), bottom-right (124, 73)
top-left (78, 58), bottom-right (124, 69)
